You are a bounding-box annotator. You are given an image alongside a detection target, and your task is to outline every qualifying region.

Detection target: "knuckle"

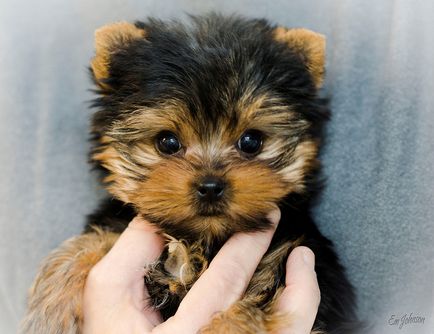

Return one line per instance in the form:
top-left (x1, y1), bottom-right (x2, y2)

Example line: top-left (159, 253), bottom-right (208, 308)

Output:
top-left (315, 286), bottom-right (321, 307)
top-left (211, 257), bottom-right (250, 297)
top-left (312, 274), bottom-right (321, 307)
top-left (86, 262), bottom-right (107, 285)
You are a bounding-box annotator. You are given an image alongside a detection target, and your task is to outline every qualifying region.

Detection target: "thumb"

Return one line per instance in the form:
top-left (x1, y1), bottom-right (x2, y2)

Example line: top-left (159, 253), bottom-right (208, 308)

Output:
top-left (276, 246), bottom-right (321, 334)
top-left (89, 216), bottom-right (164, 287)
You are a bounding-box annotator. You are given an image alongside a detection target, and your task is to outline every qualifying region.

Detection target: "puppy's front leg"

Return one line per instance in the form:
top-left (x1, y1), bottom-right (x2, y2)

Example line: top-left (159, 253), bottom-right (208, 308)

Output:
top-left (20, 229), bottom-right (118, 334)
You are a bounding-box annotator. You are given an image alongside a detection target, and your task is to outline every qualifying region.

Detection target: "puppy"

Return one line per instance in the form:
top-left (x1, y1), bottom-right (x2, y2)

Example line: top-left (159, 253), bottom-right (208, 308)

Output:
top-left (21, 14), bottom-right (357, 334)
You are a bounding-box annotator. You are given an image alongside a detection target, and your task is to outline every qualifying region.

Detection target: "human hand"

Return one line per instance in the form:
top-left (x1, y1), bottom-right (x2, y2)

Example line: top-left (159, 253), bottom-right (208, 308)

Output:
top-left (82, 209), bottom-right (320, 334)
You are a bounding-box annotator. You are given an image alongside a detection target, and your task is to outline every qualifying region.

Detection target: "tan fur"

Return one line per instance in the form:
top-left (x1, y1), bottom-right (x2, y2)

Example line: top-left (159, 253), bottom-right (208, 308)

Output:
top-left (227, 163), bottom-right (289, 218)
top-left (148, 236), bottom-right (208, 299)
top-left (93, 143), bottom-right (145, 202)
top-left (202, 297), bottom-right (327, 334)
top-left (164, 236), bottom-right (208, 288)
top-left (126, 158), bottom-right (289, 241)
top-left (20, 229), bottom-right (118, 334)
top-left (91, 22), bottom-right (145, 87)
top-left (108, 104), bottom-right (190, 143)
top-left (278, 140), bottom-right (319, 192)
top-left (273, 27), bottom-right (326, 88)
top-left (92, 95), bottom-right (317, 241)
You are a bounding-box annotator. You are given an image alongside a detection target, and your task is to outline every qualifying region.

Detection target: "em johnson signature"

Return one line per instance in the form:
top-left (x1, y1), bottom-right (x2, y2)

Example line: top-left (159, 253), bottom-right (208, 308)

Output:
top-left (388, 313), bottom-right (426, 330)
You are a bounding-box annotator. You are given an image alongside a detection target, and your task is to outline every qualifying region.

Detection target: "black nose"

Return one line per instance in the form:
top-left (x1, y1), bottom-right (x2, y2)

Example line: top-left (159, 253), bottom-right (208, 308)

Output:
top-left (197, 177), bottom-right (225, 202)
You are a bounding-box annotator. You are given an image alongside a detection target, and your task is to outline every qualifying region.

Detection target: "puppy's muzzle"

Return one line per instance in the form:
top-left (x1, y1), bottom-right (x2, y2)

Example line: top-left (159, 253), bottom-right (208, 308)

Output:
top-left (196, 176), bottom-right (225, 203)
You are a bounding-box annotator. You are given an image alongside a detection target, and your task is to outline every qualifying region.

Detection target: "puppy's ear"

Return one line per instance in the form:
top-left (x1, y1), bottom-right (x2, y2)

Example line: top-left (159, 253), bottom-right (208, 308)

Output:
top-left (273, 27), bottom-right (326, 88)
top-left (91, 22), bottom-right (146, 88)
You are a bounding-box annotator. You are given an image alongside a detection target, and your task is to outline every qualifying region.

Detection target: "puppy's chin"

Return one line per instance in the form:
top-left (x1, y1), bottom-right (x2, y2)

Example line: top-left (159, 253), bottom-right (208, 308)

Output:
top-left (141, 206), bottom-right (275, 245)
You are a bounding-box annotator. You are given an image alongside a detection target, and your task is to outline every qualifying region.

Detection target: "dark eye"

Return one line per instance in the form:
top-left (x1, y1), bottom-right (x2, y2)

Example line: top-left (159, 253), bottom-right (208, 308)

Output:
top-left (156, 131), bottom-right (182, 155)
top-left (237, 130), bottom-right (263, 156)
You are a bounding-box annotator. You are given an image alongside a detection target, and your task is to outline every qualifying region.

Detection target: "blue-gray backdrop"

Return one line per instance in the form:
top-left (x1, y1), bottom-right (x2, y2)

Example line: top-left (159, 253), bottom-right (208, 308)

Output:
top-left (1, 1), bottom-right (433, 333)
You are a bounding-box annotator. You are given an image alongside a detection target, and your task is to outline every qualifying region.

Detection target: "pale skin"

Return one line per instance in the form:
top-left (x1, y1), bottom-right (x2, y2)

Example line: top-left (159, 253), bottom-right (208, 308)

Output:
top-left (82, 209), bottom-right (321, 334)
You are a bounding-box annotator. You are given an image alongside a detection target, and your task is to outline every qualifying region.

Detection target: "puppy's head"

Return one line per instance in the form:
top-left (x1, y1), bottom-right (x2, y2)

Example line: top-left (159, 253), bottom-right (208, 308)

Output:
top-left (90, 15), bottom-right (327, 242)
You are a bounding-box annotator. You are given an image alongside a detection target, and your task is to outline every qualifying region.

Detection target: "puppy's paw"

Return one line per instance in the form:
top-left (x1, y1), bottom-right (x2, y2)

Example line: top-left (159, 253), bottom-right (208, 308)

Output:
top-left (164, 237), bottom-right (208, 293)
top-left (20, 228), bottom-right (118, 334)
top-left (201, 301), bottom-right (325, 334)
top-left (146, 237), bottom-right (208, 309)
top-left (200, 301), bottom-right (270, 334)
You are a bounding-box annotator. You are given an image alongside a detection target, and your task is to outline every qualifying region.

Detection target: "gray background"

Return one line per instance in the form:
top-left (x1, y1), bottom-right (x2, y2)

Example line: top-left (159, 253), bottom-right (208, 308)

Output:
top-left (1, 0), bottom-right (433, 333)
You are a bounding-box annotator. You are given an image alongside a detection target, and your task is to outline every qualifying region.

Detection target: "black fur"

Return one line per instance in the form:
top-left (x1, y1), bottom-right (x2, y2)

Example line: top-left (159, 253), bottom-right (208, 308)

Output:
top-left (91, 14), bottom-right (327, 141)
top-left (86, 14), bottom-right (358, 333)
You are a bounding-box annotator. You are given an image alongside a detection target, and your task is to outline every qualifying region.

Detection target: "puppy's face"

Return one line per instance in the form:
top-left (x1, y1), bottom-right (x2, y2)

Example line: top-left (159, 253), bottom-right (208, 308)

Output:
top-left (90, 17), bottom-right (327, 241)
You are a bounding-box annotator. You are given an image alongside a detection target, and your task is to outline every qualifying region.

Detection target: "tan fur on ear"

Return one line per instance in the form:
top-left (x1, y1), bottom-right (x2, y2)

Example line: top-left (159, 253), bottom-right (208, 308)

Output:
top-left (273, 27), bottom-right (326, 88)
top-left (91, 22), bottom-right (145, 87)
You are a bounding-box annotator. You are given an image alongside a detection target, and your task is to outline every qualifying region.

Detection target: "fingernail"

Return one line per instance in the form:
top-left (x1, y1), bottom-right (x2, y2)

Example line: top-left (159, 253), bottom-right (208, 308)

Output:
top-left (131, 216), bottom-right (143, 223)
top-left (267, 207), bottom-right (281, 226)
top-left (301, 247), bottom-right (315, 268)
top-left (129, 216), bottom-right (145, 227)
top-left (128, 215), bottom-right (158, 232)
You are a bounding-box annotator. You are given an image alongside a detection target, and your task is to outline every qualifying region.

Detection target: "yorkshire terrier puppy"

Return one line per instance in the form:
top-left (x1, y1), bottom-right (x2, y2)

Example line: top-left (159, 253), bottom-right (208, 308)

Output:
top-left (22, 14), bottom-right (357, 334)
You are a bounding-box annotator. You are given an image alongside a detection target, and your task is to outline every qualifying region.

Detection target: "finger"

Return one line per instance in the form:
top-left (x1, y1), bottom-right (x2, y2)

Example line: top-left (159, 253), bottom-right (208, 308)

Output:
top-left (83, 217), bottom-right (165, 332)
top-left (161, 208), bottom-right (281, 334)
top-left (276, 246), bottom-right (321, 334)
top-left (94, 216), bottom-right (165, 284)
